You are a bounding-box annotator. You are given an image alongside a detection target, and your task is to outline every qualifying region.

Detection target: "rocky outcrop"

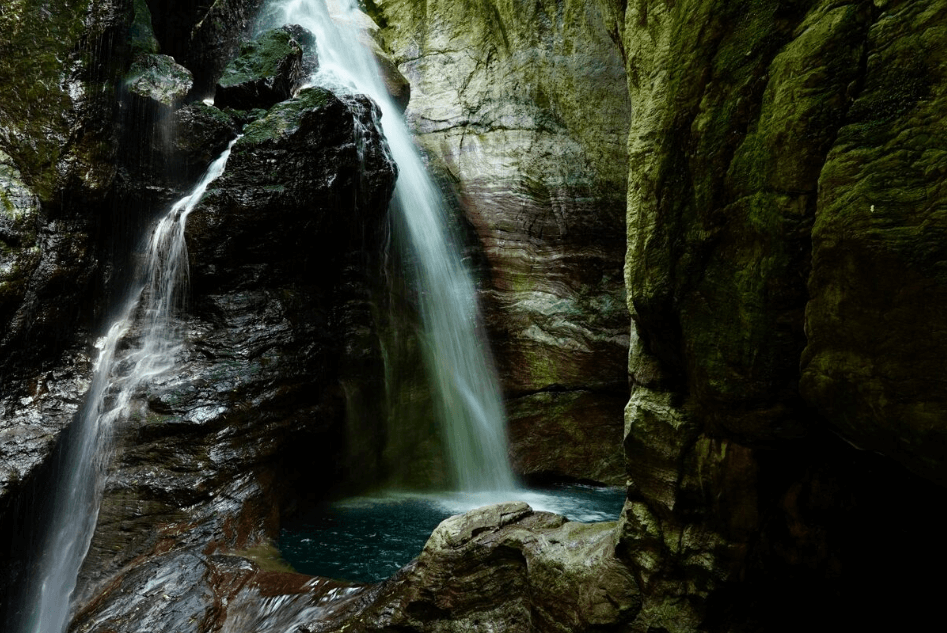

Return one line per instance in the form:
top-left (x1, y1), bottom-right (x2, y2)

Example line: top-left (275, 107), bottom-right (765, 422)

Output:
top-left (214, 27), bottom-right (308, 110)
top-left (72, 85), bottom-right (397, 613)
top-left (355, 502), bottom-right (639, 632)
top-left (372, 0), bottom-right (630, 485)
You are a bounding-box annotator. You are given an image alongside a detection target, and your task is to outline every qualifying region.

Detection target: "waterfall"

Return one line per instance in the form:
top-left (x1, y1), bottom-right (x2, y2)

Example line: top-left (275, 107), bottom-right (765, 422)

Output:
top-left (260, 0), bottom-right (515, 492)
top-left (15, 140), bottom-right (239, 633)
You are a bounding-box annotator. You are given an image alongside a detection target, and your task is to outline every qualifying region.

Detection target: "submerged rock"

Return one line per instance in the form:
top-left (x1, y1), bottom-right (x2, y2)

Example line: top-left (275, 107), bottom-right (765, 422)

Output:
top-left (214, 28), bottom-right (307, 110)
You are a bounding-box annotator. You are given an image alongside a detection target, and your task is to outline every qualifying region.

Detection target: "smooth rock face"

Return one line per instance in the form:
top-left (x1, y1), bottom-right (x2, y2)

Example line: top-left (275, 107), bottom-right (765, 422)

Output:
top-left (373, 0), bottom-right (630, 485)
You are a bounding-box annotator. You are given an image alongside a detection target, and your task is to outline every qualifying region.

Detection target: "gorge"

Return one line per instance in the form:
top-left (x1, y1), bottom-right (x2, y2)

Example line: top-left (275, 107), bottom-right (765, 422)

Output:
top-left (2, 0), bottom-right (947, 632)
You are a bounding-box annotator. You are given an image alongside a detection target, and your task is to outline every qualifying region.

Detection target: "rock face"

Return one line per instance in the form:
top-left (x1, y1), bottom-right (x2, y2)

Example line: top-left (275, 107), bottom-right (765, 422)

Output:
top-left (372, 0), bottom-right (630, 485)
top-left (800, 1), bottom-right (947, 485)
top-left (612, 0), bottom-right (947, 628)
top-left (0, 0), bottom-right (131, 619)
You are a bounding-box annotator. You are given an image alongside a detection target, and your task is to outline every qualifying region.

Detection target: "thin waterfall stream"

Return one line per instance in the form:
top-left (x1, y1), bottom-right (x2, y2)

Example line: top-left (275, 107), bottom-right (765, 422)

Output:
top-left (15, 139), bottom-right (240, 633)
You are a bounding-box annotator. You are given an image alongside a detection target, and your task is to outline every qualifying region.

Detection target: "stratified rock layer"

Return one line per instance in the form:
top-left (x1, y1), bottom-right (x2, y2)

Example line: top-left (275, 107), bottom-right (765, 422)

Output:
top-left (373, 0), bottom-right (630, 485)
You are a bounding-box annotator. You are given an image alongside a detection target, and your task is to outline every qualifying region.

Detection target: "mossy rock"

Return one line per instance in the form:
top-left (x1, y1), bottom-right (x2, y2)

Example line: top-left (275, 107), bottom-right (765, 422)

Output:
top-left (214, 27), bottom-right (306, 110)
top-left (125, 54), bottom-right (194, 110)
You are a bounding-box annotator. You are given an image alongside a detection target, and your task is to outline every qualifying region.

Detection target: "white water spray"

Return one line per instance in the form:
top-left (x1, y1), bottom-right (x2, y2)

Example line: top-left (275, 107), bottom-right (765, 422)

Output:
top-left (261, 0), bottom-right (515, 491)
top-left (17, 139), bottom-right (239, 633)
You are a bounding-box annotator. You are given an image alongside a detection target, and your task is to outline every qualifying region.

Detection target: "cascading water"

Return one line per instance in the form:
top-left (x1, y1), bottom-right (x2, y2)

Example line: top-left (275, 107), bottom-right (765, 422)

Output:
top-left (260, 0), bottom-right (515, 491)
top-left (15, 139), bottom-right (239, 633)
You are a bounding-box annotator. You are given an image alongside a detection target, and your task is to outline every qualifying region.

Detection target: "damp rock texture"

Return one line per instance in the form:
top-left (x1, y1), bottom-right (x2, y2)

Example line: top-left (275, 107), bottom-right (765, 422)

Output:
top-left (71, 85), bottom-right (397, 614)
top-left (0, 0), bottom-right (131, 618)
top-left (372, 0), bottom-right (631, 485)
top-left (612, 0), bottom-right (947, 629)
top-left (214, 27), bottom-right (309, 110)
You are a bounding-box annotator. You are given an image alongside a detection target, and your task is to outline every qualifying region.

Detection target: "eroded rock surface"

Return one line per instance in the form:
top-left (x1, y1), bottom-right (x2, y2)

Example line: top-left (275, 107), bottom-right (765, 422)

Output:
top-left (372, 0), bottom-right (630, 485)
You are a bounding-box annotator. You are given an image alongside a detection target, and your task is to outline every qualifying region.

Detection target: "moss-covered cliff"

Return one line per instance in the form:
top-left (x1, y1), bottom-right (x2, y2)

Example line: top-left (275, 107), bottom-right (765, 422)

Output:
top-left (612, 0), bottom-right (947, 628)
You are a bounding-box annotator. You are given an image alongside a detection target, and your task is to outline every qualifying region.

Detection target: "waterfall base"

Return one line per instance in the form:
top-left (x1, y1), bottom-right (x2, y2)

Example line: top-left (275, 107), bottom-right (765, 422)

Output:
top-left (279, 485), bottom-right (626, 583)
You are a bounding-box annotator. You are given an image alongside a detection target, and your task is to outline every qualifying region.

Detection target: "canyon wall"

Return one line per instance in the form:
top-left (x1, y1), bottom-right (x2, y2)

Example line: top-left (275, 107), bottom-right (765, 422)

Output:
top-left (611, 0), bottom-right (947, 628)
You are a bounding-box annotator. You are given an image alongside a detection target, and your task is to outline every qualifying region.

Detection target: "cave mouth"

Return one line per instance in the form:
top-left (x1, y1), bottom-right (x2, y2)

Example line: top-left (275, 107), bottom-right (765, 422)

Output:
top-left (278, 484), bottom-right (626, 583)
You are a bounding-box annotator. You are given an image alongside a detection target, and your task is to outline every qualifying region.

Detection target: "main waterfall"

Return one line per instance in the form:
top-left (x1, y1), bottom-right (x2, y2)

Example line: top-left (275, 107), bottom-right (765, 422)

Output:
top-left (260, 0), bottom-right (515, 491)
top-left (14, 140), bottom-right (239, 633)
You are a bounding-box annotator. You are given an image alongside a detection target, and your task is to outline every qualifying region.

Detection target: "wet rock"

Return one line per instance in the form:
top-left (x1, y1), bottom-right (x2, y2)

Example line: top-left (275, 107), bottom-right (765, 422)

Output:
top-left (125, 54), bottom-right (194, 110)
top-left (351, 503), bottom-right (640, 632)
top-left (508, 391), bottom-right (625, 485)
top-left (279, 23), bottom-right (319, 78)
top-left (170, 103), bottom-right (239, 182)
top-left (146, 0), bottom-right (267, 98)
top-left (214, 28), bottom-right (305, 110)
top-left (74, 85), bottom-right (396, 616)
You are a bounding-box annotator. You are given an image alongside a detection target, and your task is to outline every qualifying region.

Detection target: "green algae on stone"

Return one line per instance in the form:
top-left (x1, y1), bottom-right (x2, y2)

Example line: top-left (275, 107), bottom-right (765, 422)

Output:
top-left (215, 27), bottom-right (305, 110)
top-left (130, 0), bottom-right (160, 56)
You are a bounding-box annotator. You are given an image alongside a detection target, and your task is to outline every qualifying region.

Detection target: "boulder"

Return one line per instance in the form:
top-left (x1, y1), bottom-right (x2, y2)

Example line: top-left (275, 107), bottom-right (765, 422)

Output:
top-left (125, 54), bottom-right (193, 110)
top-left (214, 28), bottom-right (306, 110)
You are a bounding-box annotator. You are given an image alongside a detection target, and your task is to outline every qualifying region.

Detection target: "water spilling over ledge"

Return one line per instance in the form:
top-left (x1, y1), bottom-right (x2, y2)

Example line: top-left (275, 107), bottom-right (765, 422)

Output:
top-left (15, 139), bottom-right (240, 633)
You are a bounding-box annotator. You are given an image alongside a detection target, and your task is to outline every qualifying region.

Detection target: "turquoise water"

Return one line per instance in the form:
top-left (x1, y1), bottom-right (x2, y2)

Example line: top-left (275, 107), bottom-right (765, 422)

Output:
top-left (279, 485), bottom-right (626, 584)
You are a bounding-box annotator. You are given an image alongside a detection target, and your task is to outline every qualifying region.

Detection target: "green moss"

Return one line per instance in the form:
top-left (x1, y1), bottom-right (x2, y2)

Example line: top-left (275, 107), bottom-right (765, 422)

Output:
top-left (0, 0), bottom-right (122, 201)
top-left (238, 87), bottom-right (334, 145)
top-left (218, 29), bottom-right (300, 88)
top-left (130, 0), bottom-right (160, 56)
